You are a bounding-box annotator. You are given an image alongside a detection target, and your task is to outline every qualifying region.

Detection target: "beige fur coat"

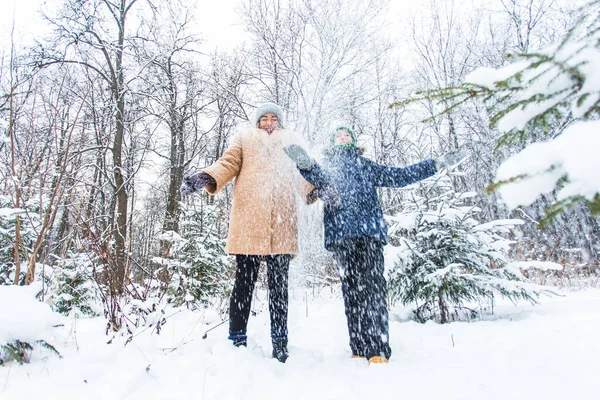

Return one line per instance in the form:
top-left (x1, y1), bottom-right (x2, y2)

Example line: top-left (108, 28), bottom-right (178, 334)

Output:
top-left (202, 128), bottom-right (315, 256)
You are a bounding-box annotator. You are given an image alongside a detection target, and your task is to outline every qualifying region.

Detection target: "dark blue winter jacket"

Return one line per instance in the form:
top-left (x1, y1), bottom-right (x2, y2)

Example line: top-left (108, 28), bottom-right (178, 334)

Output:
top-left (300, 147), bottom-right (437, 251)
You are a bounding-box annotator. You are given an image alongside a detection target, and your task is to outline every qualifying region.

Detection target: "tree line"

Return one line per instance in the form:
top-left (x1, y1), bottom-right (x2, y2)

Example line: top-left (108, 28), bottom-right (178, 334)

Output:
top-left (1, 0), bottom-right (597, 330)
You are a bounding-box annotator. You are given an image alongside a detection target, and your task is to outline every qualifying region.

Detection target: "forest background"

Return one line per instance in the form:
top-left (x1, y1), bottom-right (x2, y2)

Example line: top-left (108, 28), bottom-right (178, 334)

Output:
top-left (1, 0), bottom-right (598, 337)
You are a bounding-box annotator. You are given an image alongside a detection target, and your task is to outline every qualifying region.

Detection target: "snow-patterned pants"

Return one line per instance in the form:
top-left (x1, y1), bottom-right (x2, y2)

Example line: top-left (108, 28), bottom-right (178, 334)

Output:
top-left (332, 237), bottom-right (392, 360)
top-left (228, 254), bottom-right (291, 344)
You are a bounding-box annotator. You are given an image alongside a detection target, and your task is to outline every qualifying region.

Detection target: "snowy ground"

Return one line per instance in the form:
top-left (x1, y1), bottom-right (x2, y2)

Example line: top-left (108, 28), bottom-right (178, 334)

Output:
top-left (1, 287), bottom-right (599, 400)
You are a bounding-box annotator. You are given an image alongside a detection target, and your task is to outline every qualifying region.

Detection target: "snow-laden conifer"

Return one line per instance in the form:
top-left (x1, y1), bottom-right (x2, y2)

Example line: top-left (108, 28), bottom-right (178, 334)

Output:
top-left (387, 175), bottom-right (555, 323)
top-left (156, 202), bottom-right (230, 309)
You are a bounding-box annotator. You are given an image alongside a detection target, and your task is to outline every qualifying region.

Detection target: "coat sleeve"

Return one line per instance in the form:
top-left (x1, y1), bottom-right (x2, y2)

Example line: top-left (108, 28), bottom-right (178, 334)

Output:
top-left (284, 133), bottom-right (317, 204)
top-left (298, 164), bottom-right (332, 188)
top-left (297, 173), bottom-right (317, 205)
top-left (369, 158), bottom-right (437, 188)
top-left (201, 134), bottom-right (243, 195)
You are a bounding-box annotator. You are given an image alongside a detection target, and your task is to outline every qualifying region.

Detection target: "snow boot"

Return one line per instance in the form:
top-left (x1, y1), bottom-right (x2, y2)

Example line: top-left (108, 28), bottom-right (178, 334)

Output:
top-left (272, 337), bottom-right (289, 363)
top-left (368, 356), bottom-right (388, 364)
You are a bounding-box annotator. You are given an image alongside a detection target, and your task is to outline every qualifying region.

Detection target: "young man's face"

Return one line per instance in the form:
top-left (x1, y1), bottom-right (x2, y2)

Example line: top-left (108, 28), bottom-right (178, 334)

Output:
top-left (334, 129), bottom-right (353, 145)
top-left (258, 113), bottom-right (279, 134)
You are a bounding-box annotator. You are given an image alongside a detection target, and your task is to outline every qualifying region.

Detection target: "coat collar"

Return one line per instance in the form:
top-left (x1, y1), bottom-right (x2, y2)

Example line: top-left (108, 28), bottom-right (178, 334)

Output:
top-left (252, 127), bottom-right (287, 138)
top-left (326, 146), bottom-right (362, 160)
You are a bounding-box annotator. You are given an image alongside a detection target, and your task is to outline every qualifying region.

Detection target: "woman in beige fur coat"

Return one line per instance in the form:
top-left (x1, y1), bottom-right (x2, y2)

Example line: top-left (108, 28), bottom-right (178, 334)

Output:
top-left (180, 103), bottom-right (319, 363)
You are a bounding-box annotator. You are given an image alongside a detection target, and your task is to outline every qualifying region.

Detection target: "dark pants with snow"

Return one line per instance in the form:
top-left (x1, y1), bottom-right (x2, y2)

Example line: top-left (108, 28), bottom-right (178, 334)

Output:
top-left (228, 254), bottom-right (291, 347)
top-left (332, 237), bottom-right (392, 360)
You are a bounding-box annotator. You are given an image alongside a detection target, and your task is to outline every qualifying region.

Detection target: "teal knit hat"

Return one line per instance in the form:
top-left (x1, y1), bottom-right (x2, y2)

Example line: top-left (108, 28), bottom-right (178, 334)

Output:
top-left (330, 126), bottom-right (357, 149)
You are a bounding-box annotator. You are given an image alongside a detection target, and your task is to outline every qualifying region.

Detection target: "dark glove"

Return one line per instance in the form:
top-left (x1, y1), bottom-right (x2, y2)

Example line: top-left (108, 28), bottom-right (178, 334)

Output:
top-left (283, 144), bottom-right (316, 171)
top-left (180, 172), bottom-right (215, 195)
top-left (308, 187), bottom-right (341, 207)
top-left (435, 150), bottom-right (466, 171)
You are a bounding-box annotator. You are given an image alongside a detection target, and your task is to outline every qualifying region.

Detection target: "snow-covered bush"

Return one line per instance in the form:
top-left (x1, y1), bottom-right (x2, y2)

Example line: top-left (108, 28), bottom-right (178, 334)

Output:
top-left (47, 253), bottom-right (101, 317)
top-left (387, 175), bottom-right (553, 323)
top-left (158, 203), bottom-right (231, 309)
top-left (0, 284), bottom-right (61, 365)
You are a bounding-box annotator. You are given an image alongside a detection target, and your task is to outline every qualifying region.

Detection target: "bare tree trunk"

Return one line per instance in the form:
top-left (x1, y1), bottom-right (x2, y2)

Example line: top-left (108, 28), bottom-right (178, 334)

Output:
top-left (9, 99), bottom-right (23, 285)
top-left (113, 94), bottom-right (128, 295)
top-left (109, 0), bottom-right (135, 297)
top-left (7, 32), bottom-right (23, 285)
top-left (438, 293), bottom-right (447, 324)
top-left (159, 64), bottom-right (185, 263)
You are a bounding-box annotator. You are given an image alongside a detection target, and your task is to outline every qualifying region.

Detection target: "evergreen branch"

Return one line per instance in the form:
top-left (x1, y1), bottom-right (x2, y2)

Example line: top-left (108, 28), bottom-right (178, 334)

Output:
top-left (485, 174), bottom-right (528, 194)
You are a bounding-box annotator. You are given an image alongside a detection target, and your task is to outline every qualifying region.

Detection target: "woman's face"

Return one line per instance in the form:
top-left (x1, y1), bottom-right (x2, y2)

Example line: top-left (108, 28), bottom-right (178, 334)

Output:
top-left (259, 113), bottom-right (279, 134)
top-left (334, 129), bottom-right (353, 145)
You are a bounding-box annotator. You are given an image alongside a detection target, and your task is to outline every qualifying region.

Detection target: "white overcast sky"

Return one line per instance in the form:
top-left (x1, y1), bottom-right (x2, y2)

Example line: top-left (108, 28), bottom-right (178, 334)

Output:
top-left (1, 0), bottom-right (420, 55)
top-left (1, 0), bottom-right (47, 51)
top-left (0, 0), bottom-right (247, 53)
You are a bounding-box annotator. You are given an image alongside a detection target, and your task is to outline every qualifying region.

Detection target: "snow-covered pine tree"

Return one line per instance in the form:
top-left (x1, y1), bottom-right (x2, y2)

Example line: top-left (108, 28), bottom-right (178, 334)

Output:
top-left (387, 174), bottom-right (553, 323)
top-left (49, 253), bottom-right (99, 317)
top-left (157, 201), bottom-right (231, 309)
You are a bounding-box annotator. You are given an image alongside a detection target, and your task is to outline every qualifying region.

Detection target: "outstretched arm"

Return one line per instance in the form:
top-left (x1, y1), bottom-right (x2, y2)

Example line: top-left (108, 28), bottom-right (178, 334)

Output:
top-left (283, 144), bottom-right (332, 187)
top-left (370, 158), bottom-right (438, 188)
top-left (282, 144), bottom-right (341, 205)
top-left (298, 163), bottom-right (333, 188)
top-left (201, 135), bottom-right (243, 195)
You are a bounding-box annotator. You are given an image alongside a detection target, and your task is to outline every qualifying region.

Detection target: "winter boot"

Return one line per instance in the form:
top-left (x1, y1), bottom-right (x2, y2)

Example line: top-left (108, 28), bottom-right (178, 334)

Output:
top-left (368, 356), bottom-right (388, 364)
top-left (228, 330), bottom-right (247, 347)
top-left (272, 337), bottom-right (289, 363)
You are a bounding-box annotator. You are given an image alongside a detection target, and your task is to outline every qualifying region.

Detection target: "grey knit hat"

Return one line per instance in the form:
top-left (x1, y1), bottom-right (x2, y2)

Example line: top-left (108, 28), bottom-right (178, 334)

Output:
top-left (254, 102), bottom-right (284, 128)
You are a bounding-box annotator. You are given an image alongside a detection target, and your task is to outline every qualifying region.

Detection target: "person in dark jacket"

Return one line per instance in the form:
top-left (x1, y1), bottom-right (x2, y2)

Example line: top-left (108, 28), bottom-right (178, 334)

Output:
top-left (284, 126), bottom-right (462, 364)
